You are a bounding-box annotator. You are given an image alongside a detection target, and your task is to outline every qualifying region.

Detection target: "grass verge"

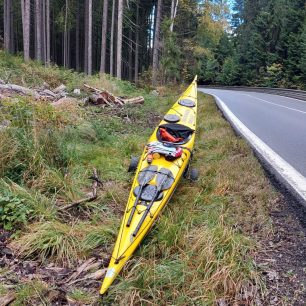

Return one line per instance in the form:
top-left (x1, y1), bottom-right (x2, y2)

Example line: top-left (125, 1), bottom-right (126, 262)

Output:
top-left (101, 93), bottom-right (278, 305)
top-left (0, 52), bottom-right (279, 305)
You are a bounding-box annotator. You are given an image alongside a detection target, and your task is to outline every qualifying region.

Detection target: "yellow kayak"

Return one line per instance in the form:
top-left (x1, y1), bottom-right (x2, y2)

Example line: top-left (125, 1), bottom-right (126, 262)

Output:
top-left (100, 77), bottom-right (198, 295)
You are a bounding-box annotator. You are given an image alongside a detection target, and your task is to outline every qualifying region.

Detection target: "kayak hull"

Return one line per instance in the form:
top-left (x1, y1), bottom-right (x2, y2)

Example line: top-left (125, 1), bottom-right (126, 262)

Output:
top-left (100, 77), bottom-right (198, 295)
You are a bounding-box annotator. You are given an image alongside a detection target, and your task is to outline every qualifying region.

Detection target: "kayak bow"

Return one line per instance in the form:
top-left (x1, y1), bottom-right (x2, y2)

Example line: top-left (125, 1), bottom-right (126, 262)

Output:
top-left (100, 76), bottom-right (198, 295)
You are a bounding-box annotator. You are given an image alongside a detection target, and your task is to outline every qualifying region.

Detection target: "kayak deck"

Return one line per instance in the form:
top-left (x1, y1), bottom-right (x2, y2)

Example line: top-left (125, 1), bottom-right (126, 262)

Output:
top-left (100, 77), bottom-right (198, 295)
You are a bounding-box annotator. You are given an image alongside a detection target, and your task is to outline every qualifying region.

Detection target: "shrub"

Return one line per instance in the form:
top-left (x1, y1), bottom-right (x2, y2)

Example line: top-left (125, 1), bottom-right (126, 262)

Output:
top-left (0, 191), bottom-right (32, 230)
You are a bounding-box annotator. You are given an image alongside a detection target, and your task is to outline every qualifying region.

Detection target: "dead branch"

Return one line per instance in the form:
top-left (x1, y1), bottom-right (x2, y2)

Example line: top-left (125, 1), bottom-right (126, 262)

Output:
top-left (60, 258), bottom-right (96, 285)
top-left (66, 268), bottom-right (107, 287)
top-left (0, 293), bottom-right (16, 306)
top-left (58, 168), bottom-right (102, 211)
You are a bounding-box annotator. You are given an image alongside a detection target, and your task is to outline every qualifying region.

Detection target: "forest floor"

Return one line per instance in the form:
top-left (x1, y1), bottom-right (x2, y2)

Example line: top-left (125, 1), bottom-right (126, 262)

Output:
top-left (0, 51), bottom-right (305, 305)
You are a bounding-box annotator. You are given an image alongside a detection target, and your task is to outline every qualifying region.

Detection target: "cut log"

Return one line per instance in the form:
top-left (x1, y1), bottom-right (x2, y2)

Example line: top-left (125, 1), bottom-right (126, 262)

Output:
top-left (84, 84), bottom-right (144, 107)
top-left (0, 84), bottom-right (40, 98)
top-left (89, 94), bottom-right (112, 107)
top-left (122, 96), bottom-right (144, 105)
top-left (83, 84), bottom-right (102, 93)
top-left (84, 84), bottom-right (124, 106)
top-left (40, 89), bottom-right (57, 98)
top-left (53, 84), bottom-right (67, 94)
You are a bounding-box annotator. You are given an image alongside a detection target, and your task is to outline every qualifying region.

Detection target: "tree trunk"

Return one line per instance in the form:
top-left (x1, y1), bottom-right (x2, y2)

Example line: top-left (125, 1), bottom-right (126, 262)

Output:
top-left (128, 28), bottom-right (133, 81)
top-left (21, 0), bottom-right (30, 61)
top-left (52, 4), bottom-right (56, 62)
top-left (134, 0), bottom-right (139, 83)
top-left (42, 0), bottom-right (46, 64)
top-left (116, 0), bottom-right (123, 79)
top-left (35, 0), bottom-right (42, 61)
top-left (87, 0), bottom-right (93, 75)
top-left (4, 0), bottom-right (12, 52)
top-left (84, 0), bottom-right (88, 73)
top-left (170, 0), bottom-right (178, 32)
top-left (64, 0), bottom-right (68, 68)
top-left (100, 0), bottom-right (108, 73)
top-left (10, 2), bottom-right (14, 52)
top-left (75, 2), bottom-right (80, 71)
top-left (46, 0), bottom-right (50, 65)
top-left (152, 0), bottom-right (162, 86)
top-left (110, 0), bottom-right (115, 76)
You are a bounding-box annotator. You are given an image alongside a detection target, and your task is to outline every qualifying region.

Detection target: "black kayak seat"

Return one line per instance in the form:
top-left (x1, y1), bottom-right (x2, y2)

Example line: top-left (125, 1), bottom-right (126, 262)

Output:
top-left (157, 123), bottom-right (194, 145)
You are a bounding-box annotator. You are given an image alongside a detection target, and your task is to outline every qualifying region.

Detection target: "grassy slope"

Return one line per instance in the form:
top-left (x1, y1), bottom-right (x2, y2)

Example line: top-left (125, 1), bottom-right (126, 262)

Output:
top-left (0, 51), bottom-right (279, 305)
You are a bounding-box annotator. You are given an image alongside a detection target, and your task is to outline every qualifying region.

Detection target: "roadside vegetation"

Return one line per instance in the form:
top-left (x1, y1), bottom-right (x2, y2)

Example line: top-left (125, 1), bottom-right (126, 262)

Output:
top-left (0, 53), bottom-right (281, 305)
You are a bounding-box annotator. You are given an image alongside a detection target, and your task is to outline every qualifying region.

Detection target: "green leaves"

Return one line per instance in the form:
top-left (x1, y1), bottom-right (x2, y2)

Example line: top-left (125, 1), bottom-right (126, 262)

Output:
top-left (0, 192), bottom-right (32, 230)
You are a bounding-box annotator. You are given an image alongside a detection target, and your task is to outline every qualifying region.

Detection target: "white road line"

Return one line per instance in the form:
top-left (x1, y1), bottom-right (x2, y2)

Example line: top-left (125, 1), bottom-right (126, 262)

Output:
top-left (241, 93), bottom-right (306, 114)
top-left (201, 88), bottom-right (306, 105)
top-left (211, 94), bottom-right (306, 203)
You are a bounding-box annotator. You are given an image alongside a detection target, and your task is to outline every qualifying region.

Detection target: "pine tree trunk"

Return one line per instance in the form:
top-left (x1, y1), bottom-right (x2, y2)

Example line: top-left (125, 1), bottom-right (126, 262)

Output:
top-left (128, 29), bottom-right (133, 81)
top-left (170, 0), bottom-right (178, 32)
top-left (152, 0), bottom-right (162, 86)
top-left (110, 0), bottom-right (115, 76)
top-left (21, 0), bottom-right (30, 61)
top-left (134, 0), bottom-right (139, 83)
top-left (52, 5), bottom-right (56, 62)
top-left (75, 2), bottom-right (80, 71)
top-left (35, 0), bottom-right (42, 61)
top-left (9, 2), bottom-right (14, 52)
top-left (46, 0), bottom-right (50, 65)
top-left (67, 29), bottom-right (70, 68)
top-left (87, 0), bottom-right (93, 75)
top-left (64, 0), bottom-right (68, 68)
top-left (100, 0), bottom-right (108, 73)
top-left (4, 0), bottom-right (12, 52)
top-left (84, 0), bottom-right (88, 73)
top-left (42, 0), bottom-right (46, 64)
top-left (116, 0), bottom-right (123, 79)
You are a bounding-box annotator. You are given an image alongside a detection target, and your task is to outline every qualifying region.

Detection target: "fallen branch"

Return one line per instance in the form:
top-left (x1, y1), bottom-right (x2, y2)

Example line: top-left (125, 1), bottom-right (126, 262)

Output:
top-left (66, 268), bottom-right (107, 287)
top-left (0, 293), bottom-right (16, 306)
top-left (58, 169), bottom-right (102, 211)
top-left (60, 258), bottom-right (96, 285)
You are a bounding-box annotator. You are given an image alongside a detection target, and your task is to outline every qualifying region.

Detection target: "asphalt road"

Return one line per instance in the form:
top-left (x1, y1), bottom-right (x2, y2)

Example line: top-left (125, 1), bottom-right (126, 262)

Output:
top-left (198, 88), bottom-right (306, 179)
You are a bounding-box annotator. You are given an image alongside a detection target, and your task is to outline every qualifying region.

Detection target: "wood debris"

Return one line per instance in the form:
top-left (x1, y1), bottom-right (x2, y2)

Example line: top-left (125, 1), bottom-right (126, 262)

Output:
top-left (0, 79), bottom-right (144, 108)
top-left (58, 168), bottom-right (102, 211)
top-left (84, 83), bottom-right (144, 107)
top-left (0, 292), bottom-right (16, 306)
top-left (0, 79), bottom-right (66, 101)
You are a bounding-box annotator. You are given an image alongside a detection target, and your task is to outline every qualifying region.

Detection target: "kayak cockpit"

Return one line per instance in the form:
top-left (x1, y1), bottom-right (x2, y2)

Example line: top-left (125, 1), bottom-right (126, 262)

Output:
top-left (157, 123), bottom-right (194, 145)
